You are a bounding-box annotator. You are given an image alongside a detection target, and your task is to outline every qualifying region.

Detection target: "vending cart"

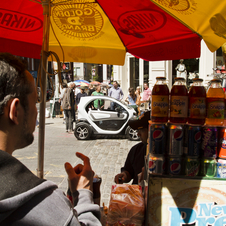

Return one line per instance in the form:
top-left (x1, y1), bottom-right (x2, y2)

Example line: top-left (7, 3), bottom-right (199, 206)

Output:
top-left (144, 175), bottom-right (226, 226)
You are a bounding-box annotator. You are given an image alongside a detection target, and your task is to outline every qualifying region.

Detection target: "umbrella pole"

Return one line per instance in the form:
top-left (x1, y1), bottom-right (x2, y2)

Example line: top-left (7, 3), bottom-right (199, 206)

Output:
top-left (222, 42), bottom-right (226, 68)
top-left (37, 0), bottom-right (51, 179)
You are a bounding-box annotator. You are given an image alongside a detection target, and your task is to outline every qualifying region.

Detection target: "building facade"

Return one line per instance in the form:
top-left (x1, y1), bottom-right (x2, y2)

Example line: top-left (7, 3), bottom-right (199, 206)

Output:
top-left (113, 40), bottom-right (224, 98)
top-left (46, 40), bottom-right (224, 100)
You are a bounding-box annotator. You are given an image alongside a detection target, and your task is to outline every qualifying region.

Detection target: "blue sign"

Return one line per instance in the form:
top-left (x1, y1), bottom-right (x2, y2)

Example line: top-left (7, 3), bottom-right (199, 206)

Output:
top-left (169, 203), bottom-right (226, 226)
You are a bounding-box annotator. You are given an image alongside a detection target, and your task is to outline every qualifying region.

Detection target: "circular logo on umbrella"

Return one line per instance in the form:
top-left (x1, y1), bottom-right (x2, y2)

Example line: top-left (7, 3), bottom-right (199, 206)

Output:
top-left (153, 0), bottom-right (197, 14)
top-left (118, 10), bottom-right (167, 38)
top-left (0, 9), bottom-right (43, 32)
top-left (52, 2), bottom-right (103, 39)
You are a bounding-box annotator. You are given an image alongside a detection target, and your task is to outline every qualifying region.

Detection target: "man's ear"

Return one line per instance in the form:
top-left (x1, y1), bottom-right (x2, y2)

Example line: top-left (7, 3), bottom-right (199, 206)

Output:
top-left (9, 98), bottom-right (21, 125)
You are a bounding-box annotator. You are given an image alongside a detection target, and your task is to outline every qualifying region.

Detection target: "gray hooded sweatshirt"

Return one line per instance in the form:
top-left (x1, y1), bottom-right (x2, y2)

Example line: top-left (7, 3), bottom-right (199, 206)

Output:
top-left (0, 150), bottom-right (101, 226)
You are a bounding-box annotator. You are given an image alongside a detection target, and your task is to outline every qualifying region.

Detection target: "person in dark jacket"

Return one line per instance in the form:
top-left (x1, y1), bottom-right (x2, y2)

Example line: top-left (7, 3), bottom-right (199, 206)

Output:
top-left (114, 111), bottom-right (150, 184)
top-left (0, 52), bottom-right (101, 226)
top-left (88, 84), bottom-right (95, 96)
top-left (61, 83), bottom-right (74, 133)
top-left (76, 86), bottom-right (87, 105)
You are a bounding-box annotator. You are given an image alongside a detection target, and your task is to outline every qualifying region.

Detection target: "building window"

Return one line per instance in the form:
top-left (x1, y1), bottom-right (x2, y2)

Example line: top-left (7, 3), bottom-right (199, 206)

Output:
top-left (75, 67), bottom-right (80, 76)
top-left (130, 57), bottom-right (139, 89)
top-left (144, 60), bottom-right (149, 85)
top-left (216, 47), bottom-right (224, 67)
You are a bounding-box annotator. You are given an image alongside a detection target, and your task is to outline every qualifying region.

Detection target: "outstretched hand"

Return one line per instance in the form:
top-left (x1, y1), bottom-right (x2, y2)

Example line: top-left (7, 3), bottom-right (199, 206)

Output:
top-left (65, 152), bottom-right (94, 193)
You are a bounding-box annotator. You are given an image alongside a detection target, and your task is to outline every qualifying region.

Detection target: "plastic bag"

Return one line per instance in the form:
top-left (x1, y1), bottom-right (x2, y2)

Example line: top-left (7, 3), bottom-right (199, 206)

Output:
top-left (107, 184), bottom-right (145, 226)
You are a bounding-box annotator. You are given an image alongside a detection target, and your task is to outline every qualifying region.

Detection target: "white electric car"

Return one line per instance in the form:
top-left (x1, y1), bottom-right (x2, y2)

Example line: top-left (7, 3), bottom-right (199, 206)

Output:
top-left (74, 96), bottom-right (139, 140)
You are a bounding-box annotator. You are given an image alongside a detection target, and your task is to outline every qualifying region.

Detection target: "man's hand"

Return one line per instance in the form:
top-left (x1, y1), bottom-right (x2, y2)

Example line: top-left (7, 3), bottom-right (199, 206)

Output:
top-left (114, 171), bottom-right (130, 184)
top-left (65, 152), bottom-right (94, 193)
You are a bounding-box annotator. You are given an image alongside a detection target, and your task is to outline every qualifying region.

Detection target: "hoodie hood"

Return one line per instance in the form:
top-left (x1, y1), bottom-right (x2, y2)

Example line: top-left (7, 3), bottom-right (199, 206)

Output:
top-left (0, 150), bottom-right (54, 223)
top-left (0, 181), bottom-right (57, 223)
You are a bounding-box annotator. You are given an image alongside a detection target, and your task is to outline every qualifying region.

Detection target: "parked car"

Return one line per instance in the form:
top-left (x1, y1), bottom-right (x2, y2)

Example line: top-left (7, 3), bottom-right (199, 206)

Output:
top-left (74, 96), bottom-right (140, 141)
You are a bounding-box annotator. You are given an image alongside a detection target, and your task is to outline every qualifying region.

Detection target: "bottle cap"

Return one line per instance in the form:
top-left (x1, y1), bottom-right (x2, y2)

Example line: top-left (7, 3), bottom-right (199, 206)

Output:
top-left (156, 77), bottom-right (166, 80)
top-left (175, 77), bottom-right (185, 81)
top-left (211, 78), bottom-right (221, 83)
top-left (192, 78), bottom-right (203, 82)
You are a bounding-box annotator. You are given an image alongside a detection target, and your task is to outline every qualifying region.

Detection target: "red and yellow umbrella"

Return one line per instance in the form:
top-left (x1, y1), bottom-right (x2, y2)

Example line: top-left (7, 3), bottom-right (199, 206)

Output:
top-left (1, 0), bottom-right (226, 178)
top-left (1, 0), bottom-right (226, 65)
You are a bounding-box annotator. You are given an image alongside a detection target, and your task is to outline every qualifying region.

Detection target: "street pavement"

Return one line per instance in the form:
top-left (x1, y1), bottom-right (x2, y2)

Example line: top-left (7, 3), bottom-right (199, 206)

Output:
top-left (13, 116), bottom-right (139, 207)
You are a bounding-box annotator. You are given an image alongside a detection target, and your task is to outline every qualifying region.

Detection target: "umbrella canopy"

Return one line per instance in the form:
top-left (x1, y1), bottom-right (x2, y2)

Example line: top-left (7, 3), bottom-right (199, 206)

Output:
top-left (79, 81), bottom-right (89, 86)
top-left (74, 79), bottom-right (90, 84)
top-left (1, 0), bottom-right (226, 179)
top-left (73, 81), bottom-right (89, 87)
top-left (90, 81), bottom-right (101, 85)
top-left (1, 0), bottom-right (226, 65)
top-left (73, 81), bottom-right (82, 86)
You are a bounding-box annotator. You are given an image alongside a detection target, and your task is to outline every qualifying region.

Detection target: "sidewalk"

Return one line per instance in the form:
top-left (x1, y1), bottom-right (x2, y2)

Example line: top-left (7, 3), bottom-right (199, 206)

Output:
top-left (14, 116), bottom-right (139, 206)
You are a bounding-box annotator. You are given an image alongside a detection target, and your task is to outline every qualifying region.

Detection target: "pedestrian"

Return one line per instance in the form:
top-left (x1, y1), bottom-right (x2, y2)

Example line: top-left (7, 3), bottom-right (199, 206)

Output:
top-left (108, 81), bottom-right (124, 110)
top-left (135, 86), bottom-right (142, 115)
top-left (108, 81), bottom-right (124, 101)
top-left (88, 84), bottom-right (95, 96)
top-left (59, 82), bottom-right (68, 122)
top-left (125, 87), bottom-right (138, 114)
top-left (69, 82), bottom-right (76, 123)
top-left (61, 83), bottom-right (74, 133)
top-left (143, 83), bottom-right (152, 102)
top-left (0, 52), bottom-right (101, 226)
top-left (143, 83), bottom-right (152, 108)
top-left (74, 84), bottom-right (80, 96)
top-left (114, 111), bottom-right (150, 184)
top-left (76, 86), bottom-right (87, 105)
top-left (92, 85), bottom-right (104, 109)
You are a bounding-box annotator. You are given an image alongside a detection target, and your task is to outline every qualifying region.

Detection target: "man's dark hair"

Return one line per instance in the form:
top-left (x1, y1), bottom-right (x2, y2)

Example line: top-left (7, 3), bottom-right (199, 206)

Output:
top-left (0, 52), bottom-right (32, 115)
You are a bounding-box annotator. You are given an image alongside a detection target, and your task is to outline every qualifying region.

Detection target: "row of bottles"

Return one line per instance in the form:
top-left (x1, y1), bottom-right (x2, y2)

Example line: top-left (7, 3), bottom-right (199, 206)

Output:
top-left (151, 77), bottom-right (225, 126)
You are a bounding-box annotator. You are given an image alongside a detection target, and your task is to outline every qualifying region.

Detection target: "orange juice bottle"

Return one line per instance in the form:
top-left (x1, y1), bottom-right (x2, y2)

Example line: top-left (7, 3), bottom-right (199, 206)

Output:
top-left (188, 78), bottom-right (206, 125)
top-left (151, 77), bottom-right (169, 123)
top-left (206, 79), bottom-right (225, 126)
top-left (170, 77), bottom-right (188, 123)
top-left (223, 77), bottom-right (226, 126)
top-left (224, 90), bottom-right (226, 126)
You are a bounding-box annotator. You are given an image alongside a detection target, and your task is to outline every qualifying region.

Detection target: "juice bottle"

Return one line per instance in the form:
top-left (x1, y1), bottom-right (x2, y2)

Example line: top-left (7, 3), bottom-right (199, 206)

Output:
top-left (206, 79), bottom-right (225, 126)
top-left (151, 77), bottom-right (169, 123)
top-left (224, 91), bottom-right (226, 126)
top-left (170, 77), bottom-right (188, 123)
top-left (188, 78), bottom-right (206, 125)
top-left (222, 77), bottom-right (226, 126)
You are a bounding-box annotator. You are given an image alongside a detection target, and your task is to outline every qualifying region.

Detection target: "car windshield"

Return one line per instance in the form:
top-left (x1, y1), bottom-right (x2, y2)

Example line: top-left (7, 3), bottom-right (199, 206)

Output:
top-left (85, 97), bottom-right (129, 112)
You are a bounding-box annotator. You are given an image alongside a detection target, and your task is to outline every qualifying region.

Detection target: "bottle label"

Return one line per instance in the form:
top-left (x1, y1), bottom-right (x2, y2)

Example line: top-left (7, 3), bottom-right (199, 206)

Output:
top-left (151, 95), bottom-right (169, 117)
top-left (189, 97), bottom-right (206, 119)
top-left (207, 98), bottom-right (224, 119)
top-left (170, 96), bottom-right (188, 118)
top-left (224, 98), bottom-right (226, 119)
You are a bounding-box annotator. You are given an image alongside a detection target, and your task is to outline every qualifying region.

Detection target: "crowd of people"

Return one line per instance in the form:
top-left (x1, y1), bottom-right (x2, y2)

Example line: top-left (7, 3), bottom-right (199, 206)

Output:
top-left (59, 80), bottom-right (152, 133)
top-left (59, 83), bottom-right (110, 133)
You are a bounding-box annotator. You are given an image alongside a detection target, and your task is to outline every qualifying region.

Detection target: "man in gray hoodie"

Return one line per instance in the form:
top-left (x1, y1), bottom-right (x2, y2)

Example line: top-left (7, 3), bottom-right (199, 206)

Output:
top-left (0, 52), bottom-right (101, 226)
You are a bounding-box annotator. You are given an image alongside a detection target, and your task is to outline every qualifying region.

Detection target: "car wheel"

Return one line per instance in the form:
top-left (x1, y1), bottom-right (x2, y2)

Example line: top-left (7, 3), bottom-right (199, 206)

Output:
top-left (74, 123), bottom-right (92, 140)
top-left (125, 126), bottom-right (140, 141)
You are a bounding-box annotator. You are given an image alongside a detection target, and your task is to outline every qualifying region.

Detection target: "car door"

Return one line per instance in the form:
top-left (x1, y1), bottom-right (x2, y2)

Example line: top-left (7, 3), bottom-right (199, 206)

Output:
top-left (87, 98), bottom-right (129, 131)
